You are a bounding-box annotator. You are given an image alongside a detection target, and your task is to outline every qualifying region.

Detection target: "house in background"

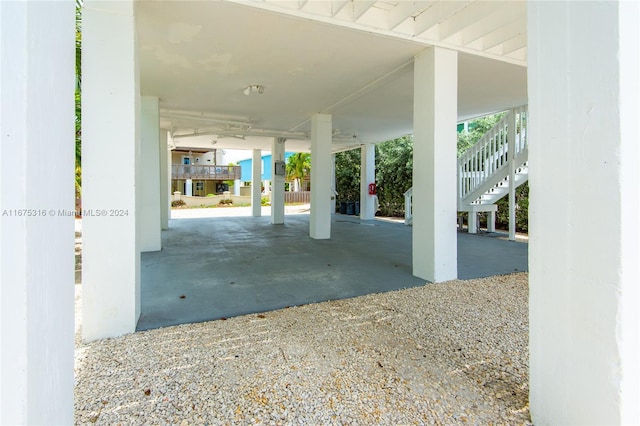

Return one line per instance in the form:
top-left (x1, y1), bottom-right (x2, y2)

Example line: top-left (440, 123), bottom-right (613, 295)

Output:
top-left (170, 148), bottom-right (241, 196)
top-left (237, 152), bottom-right (295, 195)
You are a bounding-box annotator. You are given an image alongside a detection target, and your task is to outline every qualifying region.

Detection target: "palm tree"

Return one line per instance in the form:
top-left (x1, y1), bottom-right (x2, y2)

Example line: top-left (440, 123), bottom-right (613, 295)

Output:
top-left (286, 153), bottom-right (310, 192)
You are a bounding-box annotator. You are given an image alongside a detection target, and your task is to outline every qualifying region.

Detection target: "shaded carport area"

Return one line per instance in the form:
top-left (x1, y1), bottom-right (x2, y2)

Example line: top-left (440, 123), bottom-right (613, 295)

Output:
top-left (138, 213), bottom-right (527, 331)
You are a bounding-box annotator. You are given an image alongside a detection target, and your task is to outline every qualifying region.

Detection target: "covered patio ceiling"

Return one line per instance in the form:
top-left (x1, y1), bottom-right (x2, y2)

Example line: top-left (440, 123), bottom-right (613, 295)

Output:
top-left (137, 0), bottom-right (527, 153)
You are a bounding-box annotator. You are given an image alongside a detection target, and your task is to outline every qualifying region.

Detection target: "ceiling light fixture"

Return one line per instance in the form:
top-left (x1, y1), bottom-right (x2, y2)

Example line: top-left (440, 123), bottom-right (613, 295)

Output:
top-left (243, 85), bottom-right (265, 96)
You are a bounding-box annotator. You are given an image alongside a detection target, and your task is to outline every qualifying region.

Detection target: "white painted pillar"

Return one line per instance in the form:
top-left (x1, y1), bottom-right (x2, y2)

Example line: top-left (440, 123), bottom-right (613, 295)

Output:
top-left (82, 0), bottom-right (141, 341)
top-left (412, 47), bottom-right (458, 282)
top-left (0, 2), bottom-right (74, 423)
top-left (528, 1), bottom-right (640, 424)
top-left (360, 143), bottom-right (376, 220)
top-left (271, 138), bottom-right (285, 224)
top-left (160, 130), bottom-right (169, 230)
top-left (507, 108), bottom-right (517, 241)
top-left (185, 178), bottom-right (192, 196)
top-left (251, 149), bottom-right (262, 217)
top-left (310, 114), bottom-right (332, 239)
top-left (487, 211), bottom-right (496, 233)
top-left (331, 154), bottom-right (337, 214)
top-left (140, 96), bottom-right (161, 252)
top-left (234, 179), bottom-right (241, 196)
top-left (468, 213), bottom-right (477, 234)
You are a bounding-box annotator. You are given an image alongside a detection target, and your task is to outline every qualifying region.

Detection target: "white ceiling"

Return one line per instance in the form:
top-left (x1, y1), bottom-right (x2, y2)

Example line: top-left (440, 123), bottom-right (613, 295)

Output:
top-left (136, 0), bottom-right (527, 153)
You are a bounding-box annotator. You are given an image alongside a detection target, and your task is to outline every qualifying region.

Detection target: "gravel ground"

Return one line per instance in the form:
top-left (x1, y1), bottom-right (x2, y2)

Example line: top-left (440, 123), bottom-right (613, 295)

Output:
top-left (75, 273), bottom-right (530, 425)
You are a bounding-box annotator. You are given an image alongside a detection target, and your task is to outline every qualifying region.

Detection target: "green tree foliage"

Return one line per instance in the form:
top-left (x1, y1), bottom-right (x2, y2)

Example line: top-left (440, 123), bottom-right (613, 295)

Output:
top-left (375, 136), bottom-right (413, 217)
top-left (457, 112), bottom-right (506, 157)
top-left (286, 153), bottom-right (310, 191)
top-left (335, 149), bottom-right (360, 202)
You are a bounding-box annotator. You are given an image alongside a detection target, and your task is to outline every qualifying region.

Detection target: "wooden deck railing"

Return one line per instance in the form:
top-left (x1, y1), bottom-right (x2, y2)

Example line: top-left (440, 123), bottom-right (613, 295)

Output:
top-left (172, 165), bottom-right (241, 180)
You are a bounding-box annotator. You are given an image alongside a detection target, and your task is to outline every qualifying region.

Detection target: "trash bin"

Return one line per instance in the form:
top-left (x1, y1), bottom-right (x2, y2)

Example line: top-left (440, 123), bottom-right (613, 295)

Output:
top-left (354, 201), bottom-right (360, 216)
top-left (339, 201), bottom-right (347, 214)
top-left (346, 201), bottom-right (355, 215)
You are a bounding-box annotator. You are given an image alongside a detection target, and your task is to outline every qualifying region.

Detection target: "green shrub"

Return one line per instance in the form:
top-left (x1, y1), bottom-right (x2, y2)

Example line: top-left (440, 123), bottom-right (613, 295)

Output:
top-left (171, 199), bottom-right (186, 208)
top-left (495, 182), bottom-right (529, 232)
top-left (261, 197), bottom-right (270, 206)
top-left (206, 193), bottom-right (216, 197)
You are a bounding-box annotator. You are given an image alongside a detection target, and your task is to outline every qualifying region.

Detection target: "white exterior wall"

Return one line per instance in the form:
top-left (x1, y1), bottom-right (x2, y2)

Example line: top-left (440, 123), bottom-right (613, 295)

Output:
top-left (412, 47), bottom-right (458, 282)
top-left (360, 143), bottom-right (376, 220)
top-left (82, 0), bottom-right (141, 341)
top-left (0, 1), bottom-right (75, 423)
top-left (140, 96), bottom-right (161, 251)
top-left (310, 114), bottom-right (332, 239)
top-left (528, 1), bottom-right (640, 424)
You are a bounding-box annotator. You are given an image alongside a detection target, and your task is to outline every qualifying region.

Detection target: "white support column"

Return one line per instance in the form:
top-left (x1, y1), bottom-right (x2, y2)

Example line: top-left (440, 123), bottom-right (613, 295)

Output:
top-left (271, 138), bottom-right (286, 224)
top-left (412, 47), bottom-right (458, 282)
top-left (185, 178), bottom-right (192, 196)
top-left (234, 179), bottom-right (241, 196)
top-left (140, 96), bottom-right (161, 252)
top-left (82, 0), bottom-right (141, 341)
top-left (468, 213), bottom-right (477, 234)
top-left (251, 149), bottom-right (262, 217)
top-left (331, 154), bottom-right (337, 214)
top-left (507, 108), bottom-right (517, 241)
top-left (360, 143), bottom-right (376, 220)
top-left (528, 1), bottom-right (640, 424)
top-left (160, 130), bottom-right (169, 230)
top-left (310, 114), bottom-right (332, 239)
top-left (487, 211), bottom-right (496, 233)
top-left (0, 2), bottom-right (74, 423)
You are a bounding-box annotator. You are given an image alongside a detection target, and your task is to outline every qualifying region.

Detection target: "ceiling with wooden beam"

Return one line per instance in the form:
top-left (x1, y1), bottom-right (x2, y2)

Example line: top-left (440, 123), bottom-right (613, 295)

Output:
top-left (136, 0), bottom-right (527, 153)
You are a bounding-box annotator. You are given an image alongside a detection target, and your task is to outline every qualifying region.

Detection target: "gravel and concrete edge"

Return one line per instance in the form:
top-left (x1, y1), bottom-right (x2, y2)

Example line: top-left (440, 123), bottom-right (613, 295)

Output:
top-left (75, 273), bottom-right (530, 425)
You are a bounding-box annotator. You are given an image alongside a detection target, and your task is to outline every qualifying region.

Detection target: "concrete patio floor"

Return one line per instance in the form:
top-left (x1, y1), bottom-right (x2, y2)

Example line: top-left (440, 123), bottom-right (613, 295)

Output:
top-left (138, 210), bottom-right (528, 331)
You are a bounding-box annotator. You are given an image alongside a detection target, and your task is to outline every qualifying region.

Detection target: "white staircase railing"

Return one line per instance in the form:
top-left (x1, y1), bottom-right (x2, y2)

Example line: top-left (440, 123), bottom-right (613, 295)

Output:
top-left (458, 105), bottom-right (528, 207)
top-left (403, 105), bottom-right (528, 238)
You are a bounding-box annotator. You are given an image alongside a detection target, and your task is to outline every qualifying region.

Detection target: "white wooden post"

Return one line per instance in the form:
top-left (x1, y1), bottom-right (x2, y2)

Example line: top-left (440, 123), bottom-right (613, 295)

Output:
top-left (360, 143), bottom-right (376, 220)
top-left (160, 130), bottom-right (169, 230)
top-left (251, 149), bottom-right (262, 217)
top-left (271, 137), bottom-right (285, 224)
top-left (412, 47), bottom-right (458, 282)
top-left (310, 114), bottom-right (332, 239)
top-left (82, 0), bottom-right (141, 341)
top-left (140, 96), bottom-right (161, 251)
top-left (508, 108), bottom-right (517, 241)
top-left (529, 1), bottom-right (640, 424)
top-left (0, 1), bottom-right (75, 422)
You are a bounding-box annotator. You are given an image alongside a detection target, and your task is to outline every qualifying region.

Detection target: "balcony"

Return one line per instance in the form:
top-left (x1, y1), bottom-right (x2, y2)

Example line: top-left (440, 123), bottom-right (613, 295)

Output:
top-left (172, 165), bottom-right (241, 181)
